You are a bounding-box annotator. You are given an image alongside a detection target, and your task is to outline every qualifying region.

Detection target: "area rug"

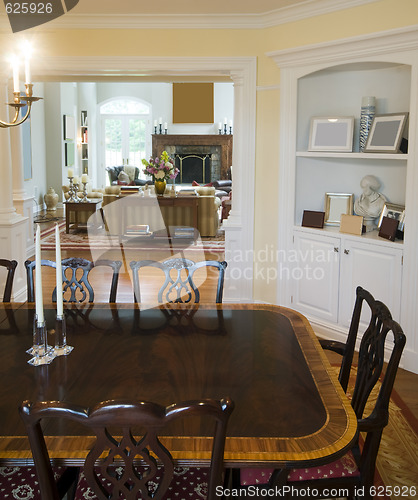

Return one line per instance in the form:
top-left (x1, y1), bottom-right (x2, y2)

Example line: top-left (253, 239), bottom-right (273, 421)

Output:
top-left (344, 367), bottom-right (418, 500)
top-left (41, 223), bottom-right (225, 254)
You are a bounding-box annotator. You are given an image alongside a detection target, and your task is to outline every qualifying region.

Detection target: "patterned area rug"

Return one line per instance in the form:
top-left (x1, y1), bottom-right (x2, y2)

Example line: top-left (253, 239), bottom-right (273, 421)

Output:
top-left (41, 223), bottom-right (225, 255)
top-left (344, 367), bottom-right (418, 500)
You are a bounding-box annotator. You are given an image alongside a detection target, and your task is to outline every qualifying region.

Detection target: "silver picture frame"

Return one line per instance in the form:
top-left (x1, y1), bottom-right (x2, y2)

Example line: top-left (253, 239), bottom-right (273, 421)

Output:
top-left (324, 193), bottom-right (354, 226)
top-left (377, 203), bottom-right (405, 231)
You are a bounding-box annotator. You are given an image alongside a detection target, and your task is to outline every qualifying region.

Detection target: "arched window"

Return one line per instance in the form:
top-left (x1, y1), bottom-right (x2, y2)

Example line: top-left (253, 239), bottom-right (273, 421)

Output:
top-left (100, 98), bottom-right (151, 183)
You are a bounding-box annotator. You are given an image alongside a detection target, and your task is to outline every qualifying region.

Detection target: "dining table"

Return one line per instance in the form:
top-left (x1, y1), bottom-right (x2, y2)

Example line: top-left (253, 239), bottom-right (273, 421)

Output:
top-left (0, 302), bottom-right (357, 470)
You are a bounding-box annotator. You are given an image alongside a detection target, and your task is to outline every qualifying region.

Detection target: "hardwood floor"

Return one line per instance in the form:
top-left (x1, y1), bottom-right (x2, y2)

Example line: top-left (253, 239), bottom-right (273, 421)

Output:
top-left (30, 208), bottom-right (418, 421)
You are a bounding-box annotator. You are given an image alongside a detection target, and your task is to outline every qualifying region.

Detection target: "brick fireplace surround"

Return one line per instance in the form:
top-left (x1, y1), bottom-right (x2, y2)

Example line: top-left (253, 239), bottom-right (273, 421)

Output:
top-left (152, 134), bottom-right (233, 180)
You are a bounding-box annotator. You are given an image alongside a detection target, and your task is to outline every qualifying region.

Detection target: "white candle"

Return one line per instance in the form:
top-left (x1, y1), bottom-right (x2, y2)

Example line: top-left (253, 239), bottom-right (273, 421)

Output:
top-left (35, 225), bottom-right (44, 323)
top-left (218, 122), bottom-right (222, 130)
top-left (81, 173), bottom-right (88, 183)
top-left (229, 120), bottom-right (233, 127)
top-left (224, 117), bottom-right (227, 124)
top-left (55, 224), bottom-right (63, 316)
top-left (154, 120), bottom-right (157, 127)
top-left (73, 175), bottom-right (80, 185)
top-left (67, 168), bottom-right (74, 178)
top-left (159, 117), bottom-right (163, 125)
top-left (164, 122), bottom-right (167, 130)
top-left (11, 56), bottom-right (19, 93)
top-left (24, 54), bottom-right (31, 84)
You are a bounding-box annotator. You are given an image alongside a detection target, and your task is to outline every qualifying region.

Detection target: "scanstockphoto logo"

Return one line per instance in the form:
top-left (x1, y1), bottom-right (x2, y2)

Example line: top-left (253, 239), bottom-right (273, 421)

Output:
top-left (4, 0), bottom-right (79, 32)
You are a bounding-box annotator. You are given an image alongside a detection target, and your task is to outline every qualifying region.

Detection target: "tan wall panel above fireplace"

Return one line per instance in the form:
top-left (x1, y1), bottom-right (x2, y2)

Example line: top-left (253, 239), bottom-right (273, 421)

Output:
top-left (173, 83), bottom-right (214, 124)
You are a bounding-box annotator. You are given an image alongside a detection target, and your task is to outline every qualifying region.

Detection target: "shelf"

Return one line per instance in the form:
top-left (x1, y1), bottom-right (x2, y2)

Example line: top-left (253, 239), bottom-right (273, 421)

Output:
top-left (294, 224), bottom-right (403, 248)
top-left (296, 151), bottom-right (408, 160)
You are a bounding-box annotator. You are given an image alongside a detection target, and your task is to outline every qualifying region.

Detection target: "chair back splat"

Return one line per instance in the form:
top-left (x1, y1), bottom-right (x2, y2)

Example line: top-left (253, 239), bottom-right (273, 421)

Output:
top-left (130, 258), bottom-right (227, 304)
top-left (0, 259), bottom-right (18, 302)
top-left (20, 397), bottom-right (234, 500)
top-left (25, 258), bottom-right (122, 303)
top-left (320, 286), bottom-right (386, 393)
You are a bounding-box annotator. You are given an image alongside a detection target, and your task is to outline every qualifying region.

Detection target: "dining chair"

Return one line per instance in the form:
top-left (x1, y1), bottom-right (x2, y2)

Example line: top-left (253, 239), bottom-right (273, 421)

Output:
top-left (0, 259), bottom-right (18, 302)
top-left (20, 397), bottom-right (234, 500)
top-left (25, 257), bottom-right (122, 303)
top-left (130, 258), bottom-right (227, 304)
top-left (237, 306), bottom-right (406, 500)
top-left (320, 286), bottom-right (386, 392)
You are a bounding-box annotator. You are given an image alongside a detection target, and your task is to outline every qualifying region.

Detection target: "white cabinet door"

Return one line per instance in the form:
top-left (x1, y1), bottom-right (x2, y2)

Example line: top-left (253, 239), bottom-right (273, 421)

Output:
top-left (339, 240), bottom-right (403, 327)
top-left (293, 231), bottom-right (341, 323)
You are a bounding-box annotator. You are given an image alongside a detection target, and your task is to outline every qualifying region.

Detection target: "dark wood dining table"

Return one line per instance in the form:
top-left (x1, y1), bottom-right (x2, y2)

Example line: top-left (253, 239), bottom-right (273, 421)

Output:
top-left (0, 303), bottom-right (357, 469)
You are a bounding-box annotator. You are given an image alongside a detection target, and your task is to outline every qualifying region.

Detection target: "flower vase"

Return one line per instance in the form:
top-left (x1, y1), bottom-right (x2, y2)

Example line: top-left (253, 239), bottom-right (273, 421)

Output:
top-left (155, 179), bottom-right (166, 195)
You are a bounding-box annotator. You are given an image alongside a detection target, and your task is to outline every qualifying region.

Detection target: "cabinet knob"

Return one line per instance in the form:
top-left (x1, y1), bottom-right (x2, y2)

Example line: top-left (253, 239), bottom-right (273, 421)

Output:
top-left (344, 249), bottom-right (350, 255)
top-left (334, 247), bottom-right (339, 253)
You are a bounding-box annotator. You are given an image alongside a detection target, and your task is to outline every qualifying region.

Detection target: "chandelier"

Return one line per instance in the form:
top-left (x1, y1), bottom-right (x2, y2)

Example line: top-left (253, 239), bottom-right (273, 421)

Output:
top-left (0, 41), bottom-right (41, 128)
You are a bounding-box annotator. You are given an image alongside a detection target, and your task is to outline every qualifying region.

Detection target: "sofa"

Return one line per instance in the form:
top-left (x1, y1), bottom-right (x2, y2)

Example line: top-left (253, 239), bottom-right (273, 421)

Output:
top-left (106, 166), bottom-right (153, 186)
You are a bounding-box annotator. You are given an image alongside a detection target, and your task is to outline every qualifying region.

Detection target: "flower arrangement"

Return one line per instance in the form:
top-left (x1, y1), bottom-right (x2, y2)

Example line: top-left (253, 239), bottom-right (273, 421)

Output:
top-left (142, 151), bottom-right (179, 182)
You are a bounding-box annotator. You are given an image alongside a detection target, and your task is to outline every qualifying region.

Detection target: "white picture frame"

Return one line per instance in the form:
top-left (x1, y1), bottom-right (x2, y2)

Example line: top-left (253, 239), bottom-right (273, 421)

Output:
top-left (309, 117), bottom-right (354, 152)
top-left (324, 192), bottom-right (353, 226)
top-left (364, 113), bottom-right (408, 153)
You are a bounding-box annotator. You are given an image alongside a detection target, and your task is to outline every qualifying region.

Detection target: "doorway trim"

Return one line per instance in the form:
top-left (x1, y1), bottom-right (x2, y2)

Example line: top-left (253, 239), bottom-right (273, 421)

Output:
top-left (35, 56), bottom-right (257, 301)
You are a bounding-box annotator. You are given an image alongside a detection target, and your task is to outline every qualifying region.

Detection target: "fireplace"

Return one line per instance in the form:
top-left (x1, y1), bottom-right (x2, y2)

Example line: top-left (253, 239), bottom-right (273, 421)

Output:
top-left (152, 134), bottom-right (233, 181)
top-left (174, 153), bottom-right (212, 184)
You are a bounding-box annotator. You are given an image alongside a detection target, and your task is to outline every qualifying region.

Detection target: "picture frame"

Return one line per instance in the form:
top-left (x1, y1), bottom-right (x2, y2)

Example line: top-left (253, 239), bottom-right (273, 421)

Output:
top-left (63, 115), bottom-right (75, 141)
top-left (324, 193), bottom-right (353, 226)
top-left (309, 116), bottom-right (354, 152)
top-left (65, 142), bottom-right (75, 167)
top-left (377, 203), bottom-right (405, 231)
top-left (364, 113), bottom-right (408, 153)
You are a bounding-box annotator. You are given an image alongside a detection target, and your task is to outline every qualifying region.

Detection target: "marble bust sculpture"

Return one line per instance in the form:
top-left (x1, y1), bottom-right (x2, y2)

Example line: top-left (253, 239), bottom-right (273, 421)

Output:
top-left (354, 175), bottom-right (386, 232)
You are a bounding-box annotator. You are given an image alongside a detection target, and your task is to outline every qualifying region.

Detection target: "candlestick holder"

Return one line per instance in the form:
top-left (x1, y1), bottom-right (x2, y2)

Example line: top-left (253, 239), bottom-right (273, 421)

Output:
top-left (154, 126), bottom-right (157, 134)
top-left (27, 318), bottom-right (55, 366)
top-left (159, 124), bottom-right (163, 134)
top-left (219, 128), bottom-right (222, 135)
top-left (229, 126), bottom-right (232, 135)
top-left (80, 181), bottom-right (89, 202)
top-left (53, 315), bottom-right (73, 356)
top-left (223, 124), bottom-right (227, 135)
top-left (67, 177), bottom-right (78, 202)
top-left (164, 128), bottom-right (168, 134)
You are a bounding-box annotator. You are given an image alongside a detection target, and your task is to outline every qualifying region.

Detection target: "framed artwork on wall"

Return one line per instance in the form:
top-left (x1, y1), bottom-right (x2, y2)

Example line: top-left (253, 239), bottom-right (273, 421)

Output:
top-left (20, 95), bottom-right (32, 180)
top-left (63, 115), bottom-right (75, 141)
top-left (364, 113), bottom-right (408, 153)
top-left (65, 142), bottom-right (75, 166)
top-left (309, 116), bottom-right (354, 152)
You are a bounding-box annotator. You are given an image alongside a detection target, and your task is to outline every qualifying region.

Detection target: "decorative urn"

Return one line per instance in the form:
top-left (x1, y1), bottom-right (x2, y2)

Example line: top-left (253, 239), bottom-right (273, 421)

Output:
top-left (44, 187), bottom-right (59, 211)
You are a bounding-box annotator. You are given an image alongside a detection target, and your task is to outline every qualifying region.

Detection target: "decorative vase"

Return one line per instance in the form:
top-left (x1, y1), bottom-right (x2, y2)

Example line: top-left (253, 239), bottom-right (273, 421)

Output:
top-left (154, 179), bottom-right (166, 195)
top-left (44, 187), bottom-right (59, 211)
top-left (359, 96), bottom-right (376, 152)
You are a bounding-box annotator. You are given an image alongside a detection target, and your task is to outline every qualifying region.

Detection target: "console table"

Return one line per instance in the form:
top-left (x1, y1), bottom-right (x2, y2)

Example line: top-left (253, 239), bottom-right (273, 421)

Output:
top-left (65, 200), bottom-right (103, 234)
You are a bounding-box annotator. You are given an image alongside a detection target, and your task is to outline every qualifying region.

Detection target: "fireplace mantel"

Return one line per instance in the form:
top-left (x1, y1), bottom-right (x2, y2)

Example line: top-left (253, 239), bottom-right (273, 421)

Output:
top-left (152, 134), bottom-right (233, 179)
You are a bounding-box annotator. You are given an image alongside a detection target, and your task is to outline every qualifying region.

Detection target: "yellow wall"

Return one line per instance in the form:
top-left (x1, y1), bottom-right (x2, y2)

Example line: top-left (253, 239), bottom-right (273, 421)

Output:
top-left (2, 0), bottom-right (417, 303)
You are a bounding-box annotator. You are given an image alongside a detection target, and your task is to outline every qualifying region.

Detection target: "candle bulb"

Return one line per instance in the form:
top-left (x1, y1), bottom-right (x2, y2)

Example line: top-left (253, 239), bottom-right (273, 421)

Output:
top-left (11, 55), bottom-right (19, 93)
top-left (67, 168), bottom-right (74, 178)
top-left (73, 175), bottom-right (80, 185)
top-left (154, 120), bottom-right (157, 127)
top-left (164, 122), bottom-right (167, 130)
top-left (159, 117), bottom-right (163, 125)
top-left (24, 54), bottom-right (31, 85)
top-left (81, 173), bottom-right (88, 183)
top-left (218, 122), bottom-right (222, 130)
top-left (224, 117), bottom-right (227, 125)
top-left (229, 120), bottom-right (233, 127)
top-left (35, 225), bottom-right (44, 323)
top-left (55, 224), bottom-right (63, 317)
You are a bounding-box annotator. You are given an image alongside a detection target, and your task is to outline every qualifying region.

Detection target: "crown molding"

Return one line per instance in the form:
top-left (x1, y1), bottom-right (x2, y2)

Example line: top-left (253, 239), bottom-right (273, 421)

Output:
top-left (0, 0), bottom-right (379, 31)
top-left (267, 24), bottom-right (418, 67)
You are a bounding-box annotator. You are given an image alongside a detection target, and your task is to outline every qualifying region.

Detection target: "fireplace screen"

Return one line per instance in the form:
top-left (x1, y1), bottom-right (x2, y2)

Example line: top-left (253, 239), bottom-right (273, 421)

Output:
top-left (174, 154), bottom-right (211, 184)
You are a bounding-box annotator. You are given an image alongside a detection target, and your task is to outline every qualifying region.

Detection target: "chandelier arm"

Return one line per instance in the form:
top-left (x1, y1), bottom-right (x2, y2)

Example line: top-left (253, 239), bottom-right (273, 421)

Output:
top-left (0, 101), bottom-right (34, 128)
